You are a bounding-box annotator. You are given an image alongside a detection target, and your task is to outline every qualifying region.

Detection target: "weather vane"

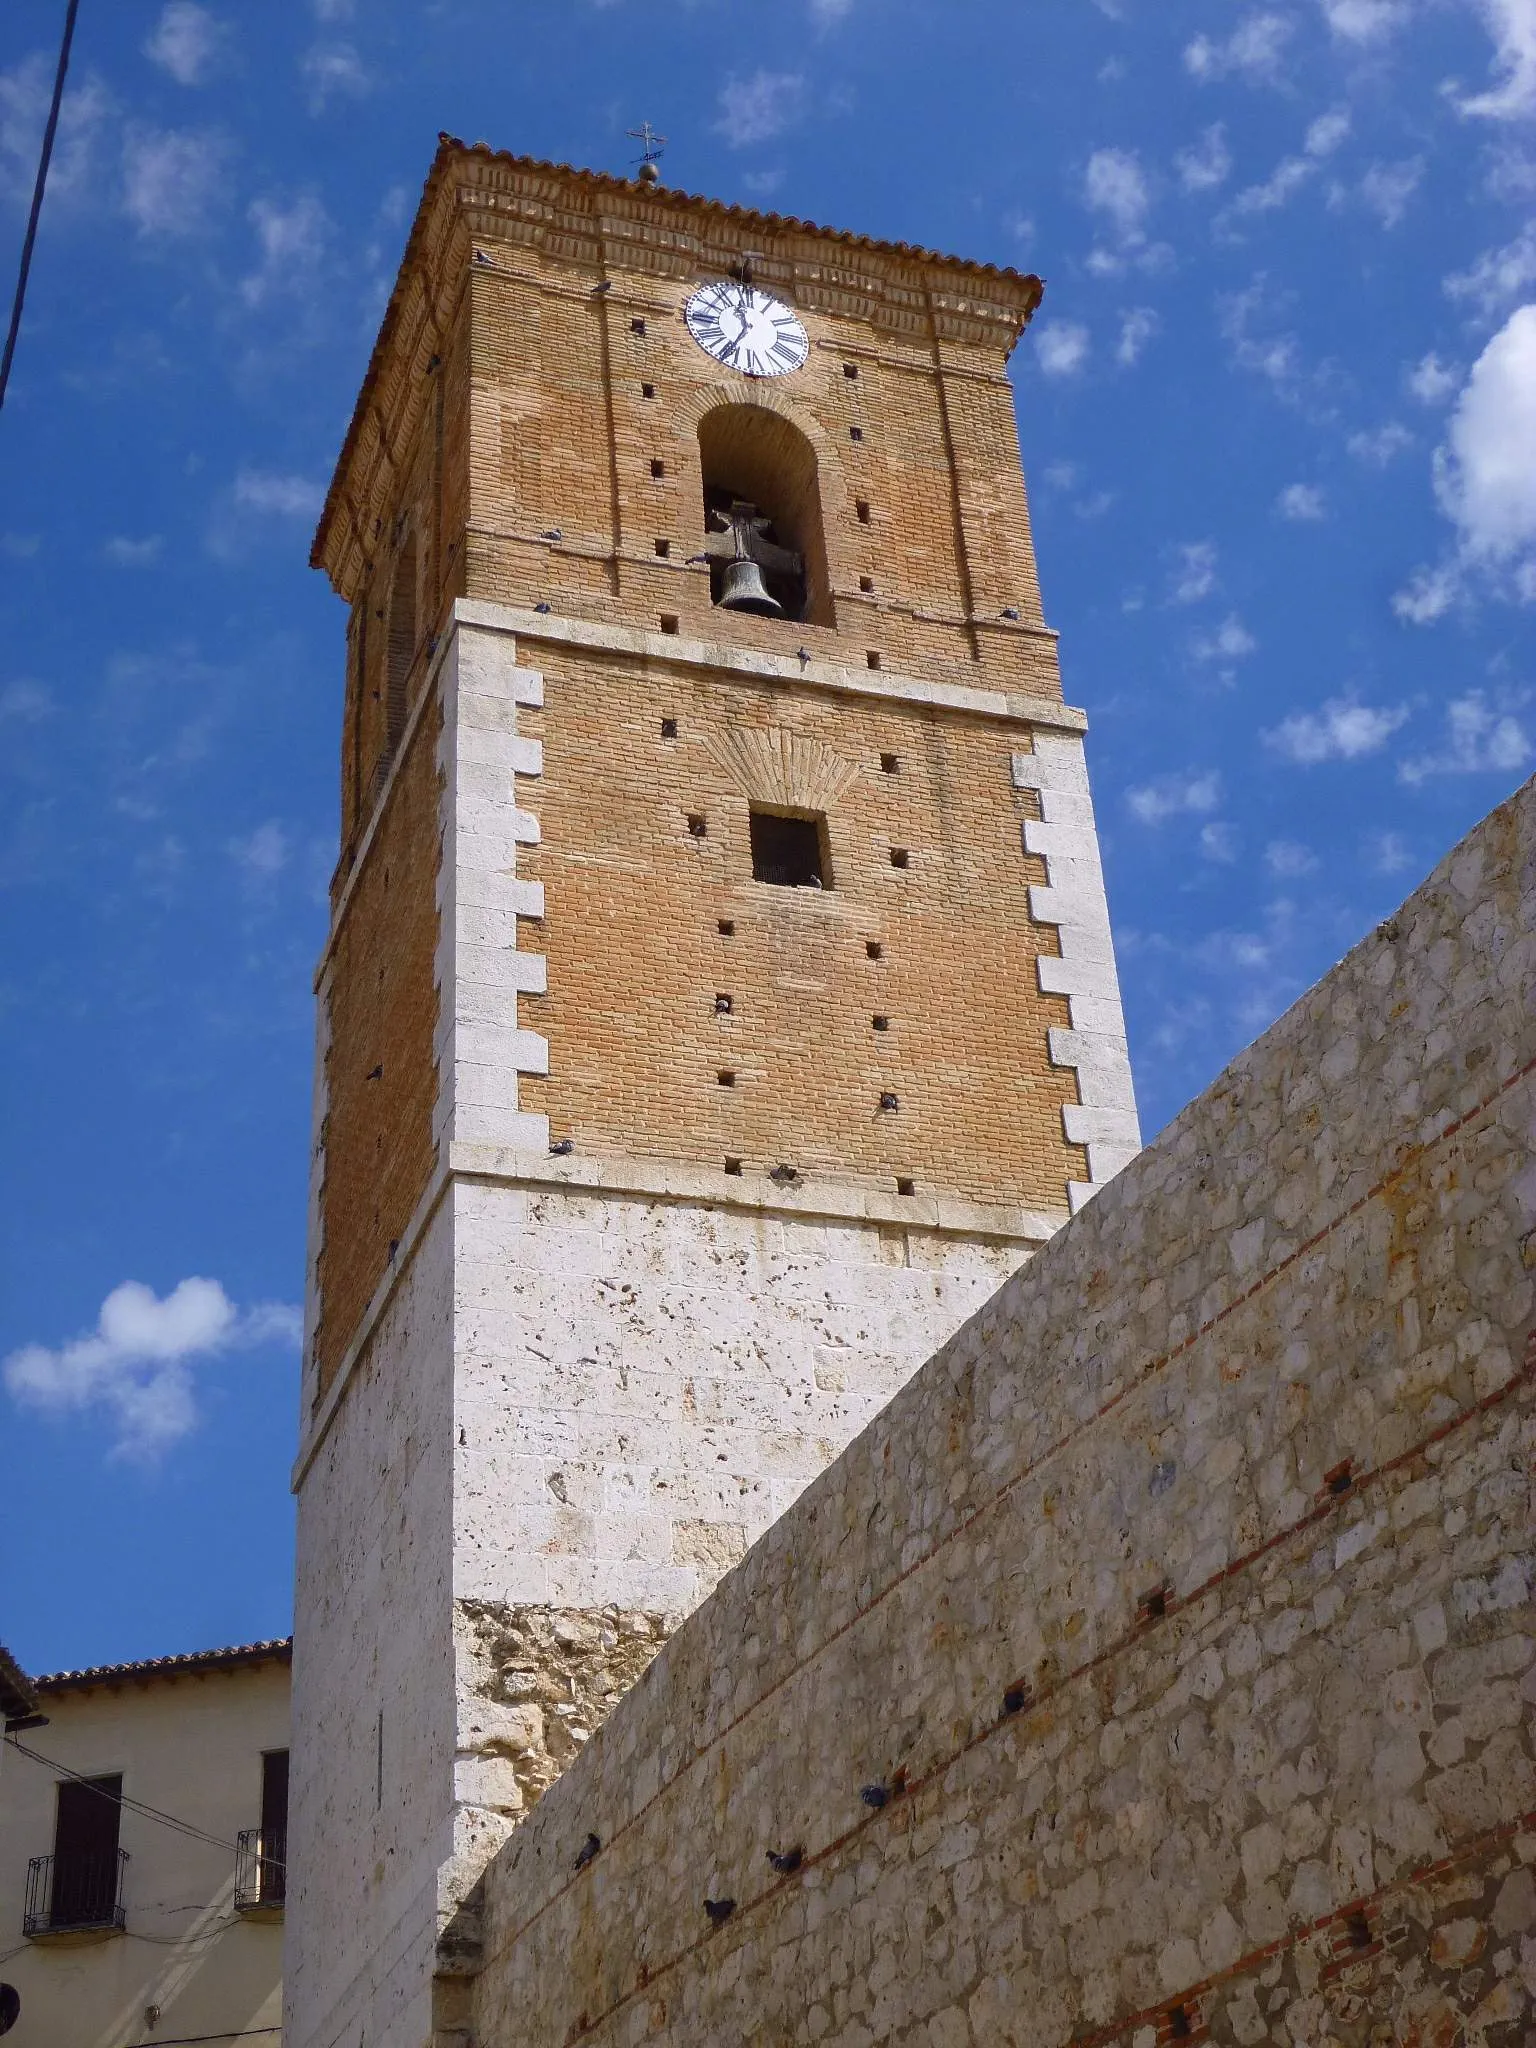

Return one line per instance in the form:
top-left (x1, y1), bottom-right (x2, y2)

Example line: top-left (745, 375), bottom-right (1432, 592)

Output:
top-left (627, 122), bottom-right (667, 186)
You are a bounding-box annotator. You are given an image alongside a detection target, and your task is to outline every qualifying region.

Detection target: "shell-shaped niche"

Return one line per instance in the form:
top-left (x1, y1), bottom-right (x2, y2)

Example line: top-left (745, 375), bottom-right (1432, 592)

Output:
top-left (702, 725), bottom-right (861, 812)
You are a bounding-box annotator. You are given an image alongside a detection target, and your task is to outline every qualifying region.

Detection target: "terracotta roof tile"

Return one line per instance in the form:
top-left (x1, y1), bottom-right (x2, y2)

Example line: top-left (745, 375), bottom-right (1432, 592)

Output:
top-left (33, 1638), bottom-right (292, 1693)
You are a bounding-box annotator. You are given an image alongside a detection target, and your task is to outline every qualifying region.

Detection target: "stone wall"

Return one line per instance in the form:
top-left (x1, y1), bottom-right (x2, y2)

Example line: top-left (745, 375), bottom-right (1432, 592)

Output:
top-left (288, 1201), bottom-right (456, 2048)
top-left (465, 774), bottom-right (1536, 2048)
top-left (444, 1173), bottom-right (1036, 1899)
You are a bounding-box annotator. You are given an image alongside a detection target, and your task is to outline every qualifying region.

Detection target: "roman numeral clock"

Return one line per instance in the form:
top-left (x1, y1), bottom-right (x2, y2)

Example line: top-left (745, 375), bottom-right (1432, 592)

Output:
top-left (684, 278), bottom-right (810, 378)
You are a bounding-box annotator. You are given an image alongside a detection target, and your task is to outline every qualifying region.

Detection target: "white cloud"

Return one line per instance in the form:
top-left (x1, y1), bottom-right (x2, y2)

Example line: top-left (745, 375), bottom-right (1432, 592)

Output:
top-left (4, 1278), bottom-right (301, 1458)
top-left (1127, 770), bottom-right (1222, 823)
top-left (312, 0), bottom-right (354, 15)
top-left (1365, 829), bottom-right (1414, 872)
top-left (713, 70), bottom-right (805, 148)
top-left (1116, 307), bottom-right (1159, 366)
top-left (1453, 0), bottom-right (1536, 119)
top-left (1084, 238), bottom-right (1173, 280)
top-left (1347, 420), bottom-right (1413, 464)
top-left (1185, 13), bottom-right (1293, 82)
top-left (0, 679), bottom-right (50, 721)
top-left (1170, 540), bottom-right (1218, 604)
top-left (104, 535), bottom-right (163, 565)
top-left (1445, 221), bottom-right (1536, 322)
top-left (1, 53), bottom-right (110, 209)
top-left (1034, 322), bottom-right (1089, 376)
top-left (1357, 157), bottom-right (1424, 227)
top-left (1318, 0), bottom-right (1413, 38)
top-left (122, 125), bottom-right (226, 237)
top-left (808, 0), bottom-right (855, 21)
top-left (1265, 838), bottom-right (1320, 876)
top-left (1264, 695), bottom-right (1411, 762)
top-left (1191, 614), bottom-right (1258, 664)
top-left (229, 820), bottom-right (289, 878)
top-left (1084, 146), bottom-right (1150, 243)
top-left (1399, 690), bottom-right (1531, 781)
top-left (145, 4), bottom-right (223, 87)
top-left (1177, 124), bottom-right (1232, 192)
top-left (240, 193), bottom-right (333, 306)
top-left (1392, 560), bottom-right (1462, 622)
top-left (1306, 108), bottom-right (1353, 157)
top-left (1406, 351), bottom-right (1459, 404)
top-left (1277, 482), bottom-right (1327, 520)
top-left (301, 41), bottom-right (372, 113)
top-left (1407, 304), bottom-right (1536, 606)
top-left (1226, 107), bottom-right (1350, 219)
top-left (1200, 821), bottom-right (1239, 862)
top-left (1219, 278), bottom-right (1304, 398)
top-left (1229, 157), bottom-right (1315, 216)
top-left (233, 470), bottom-right (325, 518)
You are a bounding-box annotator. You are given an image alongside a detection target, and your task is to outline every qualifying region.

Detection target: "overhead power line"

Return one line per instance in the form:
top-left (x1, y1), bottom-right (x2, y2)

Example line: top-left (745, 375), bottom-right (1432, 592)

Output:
top-left (0, 0), bottom-right (83, 413)
top-left (2, 1734), bottom-right (240, 1856)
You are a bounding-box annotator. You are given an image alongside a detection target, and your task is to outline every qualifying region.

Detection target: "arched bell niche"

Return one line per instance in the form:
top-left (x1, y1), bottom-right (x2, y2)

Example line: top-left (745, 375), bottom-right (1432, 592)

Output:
top-left (696, 404), bottom-right (832, 627)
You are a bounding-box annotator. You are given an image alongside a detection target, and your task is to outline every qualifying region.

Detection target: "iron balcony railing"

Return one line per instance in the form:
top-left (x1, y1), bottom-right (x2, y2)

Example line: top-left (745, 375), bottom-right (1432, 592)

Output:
top-left (23, 1849), bottom-right (128, 1936)
top-left (234, 1828), bottom-right (286, 1911)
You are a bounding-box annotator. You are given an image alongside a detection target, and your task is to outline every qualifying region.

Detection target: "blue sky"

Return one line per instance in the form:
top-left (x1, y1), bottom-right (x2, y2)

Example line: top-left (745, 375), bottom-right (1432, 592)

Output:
top-left (1, 0), bottom-right (1532, 1675)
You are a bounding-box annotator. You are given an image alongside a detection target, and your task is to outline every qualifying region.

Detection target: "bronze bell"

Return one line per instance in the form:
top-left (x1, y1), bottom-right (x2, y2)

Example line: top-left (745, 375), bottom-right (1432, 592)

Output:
top-left (717, 556), bottom-right (783, 617)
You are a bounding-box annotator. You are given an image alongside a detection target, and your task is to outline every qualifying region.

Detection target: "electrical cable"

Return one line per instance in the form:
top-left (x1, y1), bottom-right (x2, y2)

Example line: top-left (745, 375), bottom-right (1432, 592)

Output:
top-left (2, 1735), bottom-right (247, 1855)
top-left (102, 2034), bottom-right (279, 2046)
top-left (0, 0), bottom-right (82, 411)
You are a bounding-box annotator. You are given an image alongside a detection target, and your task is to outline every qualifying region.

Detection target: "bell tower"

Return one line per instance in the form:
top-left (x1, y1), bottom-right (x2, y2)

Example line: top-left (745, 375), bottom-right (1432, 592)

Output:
top-left (287, 139), bottom-right (1139, 2048)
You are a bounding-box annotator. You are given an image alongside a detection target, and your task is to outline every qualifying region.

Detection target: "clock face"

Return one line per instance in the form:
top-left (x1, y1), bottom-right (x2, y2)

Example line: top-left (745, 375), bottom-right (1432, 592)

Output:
top-left (684, 281), bottom-right (809, 378)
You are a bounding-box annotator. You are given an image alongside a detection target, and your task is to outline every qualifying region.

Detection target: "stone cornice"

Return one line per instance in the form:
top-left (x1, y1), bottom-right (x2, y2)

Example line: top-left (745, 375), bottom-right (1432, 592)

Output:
top-left (453, 597), bottom-right (1084, 730)
top-left (312, 139), bottom-right (1043, 598)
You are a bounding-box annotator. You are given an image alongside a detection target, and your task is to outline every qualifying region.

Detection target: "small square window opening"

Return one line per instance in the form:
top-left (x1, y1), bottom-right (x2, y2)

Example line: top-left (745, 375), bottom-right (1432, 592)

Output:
top-left (872, 1015), bottom-right (889, 1031)
top-left (655, 537), bottom-right (671, 557)
top-left (650, 458), bottom-right (666, 479)
top-left (889, 847), bottom-right (910, 870)
top-left (749, 808), bottom-right (828, 889)
top-left (859, 575), bottom-right (875, 593)
top-left (641, 382), bottom-right (656, 398)
top-left (714, 993), bottom-right (733, 1014)
top-left (660, 614), bottom-right (680, 635)
top-left (866, 651), bottom-right (882, 670)
top-left (855, 498), bottom-right (871, 524)
top-left (843, 362), bottom-right (859, 380)
top-left (865, 940), bottom-right (883, 960)
top-left (880, 752), bottom-right (899, 773)
top-left (660, 717), bottom-right (678, 739)
top-left (718, 919), bottom-right (735, 936)
top-left (687, 812), bottom-right (707, 837)
top-left (631, 317), bottom-right (647, 336)
top-left (718, 1070), bottom-right (736, 1087)
top-left (896, 1176), bottom-right (915, 1197)
top-left (850, 426), bottom-right (864, 442)
top-left (724, 1156), bottom-right (743, 1175)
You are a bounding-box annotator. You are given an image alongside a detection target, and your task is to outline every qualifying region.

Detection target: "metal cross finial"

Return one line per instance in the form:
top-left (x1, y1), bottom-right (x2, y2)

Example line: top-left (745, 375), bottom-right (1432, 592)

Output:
top-left (627, 122), bottom-right (667, 169)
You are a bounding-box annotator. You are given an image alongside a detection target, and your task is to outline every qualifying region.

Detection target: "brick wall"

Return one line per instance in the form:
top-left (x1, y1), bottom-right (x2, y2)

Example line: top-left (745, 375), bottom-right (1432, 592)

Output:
top-left (314, 696), bottom-right (442, 1396)
top-left (516, 642), bottom-right (1088, 1206)
top-left (457, 247), bottom-right (1057, 698)
top-left (462, 776), bottom-right (1536, 2047)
